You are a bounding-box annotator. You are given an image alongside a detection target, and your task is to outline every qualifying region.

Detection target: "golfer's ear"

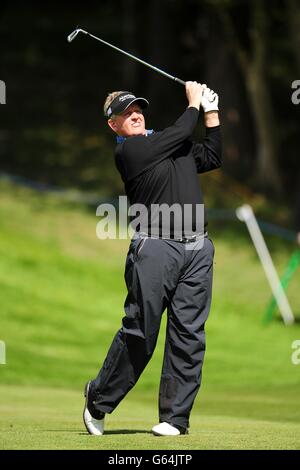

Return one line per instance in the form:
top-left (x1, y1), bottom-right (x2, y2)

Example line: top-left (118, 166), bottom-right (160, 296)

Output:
top-left (108, 118), bottom-right (118, 133)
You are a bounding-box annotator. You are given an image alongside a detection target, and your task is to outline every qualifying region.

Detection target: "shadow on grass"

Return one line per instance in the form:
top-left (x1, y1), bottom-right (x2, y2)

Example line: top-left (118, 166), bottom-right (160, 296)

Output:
top-left (78, 430), bottom-right (152, 436)
top-left (44, 429), bottom-right (152, 435)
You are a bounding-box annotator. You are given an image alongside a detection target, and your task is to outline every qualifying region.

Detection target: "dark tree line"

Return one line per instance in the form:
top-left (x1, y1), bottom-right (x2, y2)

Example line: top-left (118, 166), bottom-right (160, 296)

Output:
top-left (0, 0), bottom-right (299, 225)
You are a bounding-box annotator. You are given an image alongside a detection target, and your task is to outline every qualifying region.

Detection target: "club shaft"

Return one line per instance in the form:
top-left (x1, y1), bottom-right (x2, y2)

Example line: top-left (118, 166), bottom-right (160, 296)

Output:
top-left (79, 30), bottom-right (186, 86)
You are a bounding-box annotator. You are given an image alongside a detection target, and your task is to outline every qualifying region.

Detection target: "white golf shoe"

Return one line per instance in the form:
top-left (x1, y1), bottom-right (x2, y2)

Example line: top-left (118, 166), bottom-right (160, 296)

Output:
top-left (83, 381), bottom-right (105, 436)
top-left (152, 422), bottom-right (188, 436)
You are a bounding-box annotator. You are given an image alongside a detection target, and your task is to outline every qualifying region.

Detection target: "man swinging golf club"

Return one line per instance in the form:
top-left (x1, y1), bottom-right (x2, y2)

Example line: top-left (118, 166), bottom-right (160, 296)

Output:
top-left (83, 81), bottom-right (222, 436)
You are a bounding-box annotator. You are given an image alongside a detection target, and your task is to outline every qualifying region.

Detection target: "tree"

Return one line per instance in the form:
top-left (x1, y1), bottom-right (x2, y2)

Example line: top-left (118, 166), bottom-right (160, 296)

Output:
top-left (286, 0), bottom-right (300, 235)
top-left (209, 0), bottom-right (282, 192)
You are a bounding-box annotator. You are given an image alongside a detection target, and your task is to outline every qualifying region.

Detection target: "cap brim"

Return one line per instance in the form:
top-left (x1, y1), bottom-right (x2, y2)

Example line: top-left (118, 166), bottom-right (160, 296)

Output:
top-left (121, 97), bottom-right (149, 113)
top-left (106, 95), bottom-right (150, 118)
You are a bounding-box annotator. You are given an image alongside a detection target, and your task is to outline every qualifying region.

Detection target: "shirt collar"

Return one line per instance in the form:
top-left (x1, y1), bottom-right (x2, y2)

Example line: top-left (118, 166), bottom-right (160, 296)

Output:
top-left (116, 129), bottom-right (154, 144)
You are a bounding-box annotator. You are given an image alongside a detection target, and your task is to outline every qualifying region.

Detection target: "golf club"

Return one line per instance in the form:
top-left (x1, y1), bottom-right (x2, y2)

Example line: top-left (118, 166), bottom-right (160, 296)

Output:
top-left (67, 27), bottom-right (186, 86)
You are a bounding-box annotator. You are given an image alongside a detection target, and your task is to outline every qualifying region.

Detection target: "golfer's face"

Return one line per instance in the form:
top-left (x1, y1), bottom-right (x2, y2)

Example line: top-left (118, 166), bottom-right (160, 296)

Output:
top-left (110, 104), bottom-right (146, 137)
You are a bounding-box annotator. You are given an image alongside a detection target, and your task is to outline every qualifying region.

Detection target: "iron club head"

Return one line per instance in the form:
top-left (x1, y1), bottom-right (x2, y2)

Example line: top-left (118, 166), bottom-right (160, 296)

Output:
top-left (67, 27), bottom-right (83, 43)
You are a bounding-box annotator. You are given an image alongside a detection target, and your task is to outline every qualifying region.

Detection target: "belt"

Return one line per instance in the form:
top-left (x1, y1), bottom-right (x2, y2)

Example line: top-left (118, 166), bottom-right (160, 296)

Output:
top-left (175, 233), bottom-right (207, 243)
top-left (134, 232), bottom-right (208, 243)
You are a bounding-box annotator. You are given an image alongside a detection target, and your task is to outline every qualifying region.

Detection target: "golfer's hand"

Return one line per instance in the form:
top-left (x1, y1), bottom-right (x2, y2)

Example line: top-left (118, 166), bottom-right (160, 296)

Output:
top-left (186, 81), bottom-right (203, 111)
top-left (201, 85), bottom-right (219, 113)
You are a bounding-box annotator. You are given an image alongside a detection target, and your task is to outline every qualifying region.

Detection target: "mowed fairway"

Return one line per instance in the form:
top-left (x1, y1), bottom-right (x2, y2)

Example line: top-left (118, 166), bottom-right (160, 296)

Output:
top-left (1, 385), bottom-right (300, 450)
top-left (0, 181), bottom-right (300, 450)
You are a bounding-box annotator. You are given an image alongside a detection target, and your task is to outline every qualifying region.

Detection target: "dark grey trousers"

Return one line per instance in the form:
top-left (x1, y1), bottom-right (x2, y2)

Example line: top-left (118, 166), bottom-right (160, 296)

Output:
top-left (92, 235), bottom-right (214, 429)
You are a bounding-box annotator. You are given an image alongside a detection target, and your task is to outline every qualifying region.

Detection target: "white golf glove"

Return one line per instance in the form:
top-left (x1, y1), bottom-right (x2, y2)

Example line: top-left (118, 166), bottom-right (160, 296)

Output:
top-left (201, 84), bottom-right (219, 113)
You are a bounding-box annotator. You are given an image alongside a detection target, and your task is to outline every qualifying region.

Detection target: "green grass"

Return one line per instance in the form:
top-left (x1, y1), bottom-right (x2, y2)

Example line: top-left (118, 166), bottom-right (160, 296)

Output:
top-left (0, 180), bottom-right (300, 449)
top-left (1, 385), bottom-right (300, 450)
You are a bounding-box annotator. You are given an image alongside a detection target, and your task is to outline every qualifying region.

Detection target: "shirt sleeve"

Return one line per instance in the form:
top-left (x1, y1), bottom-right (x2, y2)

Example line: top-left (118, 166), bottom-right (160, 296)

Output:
top-left (119, 107), bottom-right (199, 181)
top-left (191, 126), bottom-right (222, 174)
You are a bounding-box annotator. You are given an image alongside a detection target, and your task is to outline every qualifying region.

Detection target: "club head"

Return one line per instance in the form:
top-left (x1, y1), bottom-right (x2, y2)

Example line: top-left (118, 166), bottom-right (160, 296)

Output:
top-left (67, 28), bottom-right (82, 43)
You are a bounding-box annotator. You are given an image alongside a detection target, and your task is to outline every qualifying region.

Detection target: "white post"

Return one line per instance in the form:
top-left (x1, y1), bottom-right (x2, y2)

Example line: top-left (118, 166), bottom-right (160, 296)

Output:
top-left (236, 205), bottom-right (294, 325)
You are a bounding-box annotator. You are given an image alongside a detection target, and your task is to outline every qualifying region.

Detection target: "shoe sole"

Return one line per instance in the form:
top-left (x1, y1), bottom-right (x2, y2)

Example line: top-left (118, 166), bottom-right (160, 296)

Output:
top-left (152, 430), bottom-right (180, 436)
top-left (152, 427), bottom-right (189, 436)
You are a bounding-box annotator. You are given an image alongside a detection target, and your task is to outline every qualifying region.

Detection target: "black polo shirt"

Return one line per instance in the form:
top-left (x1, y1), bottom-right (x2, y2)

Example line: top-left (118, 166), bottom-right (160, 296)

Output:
top-left (114, 107), bottom-right (222, 237)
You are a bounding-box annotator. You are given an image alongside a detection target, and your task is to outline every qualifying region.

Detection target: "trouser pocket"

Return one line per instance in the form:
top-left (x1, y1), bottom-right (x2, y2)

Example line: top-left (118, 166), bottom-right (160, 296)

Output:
top-left (134, 238), bottom-right (147, 260)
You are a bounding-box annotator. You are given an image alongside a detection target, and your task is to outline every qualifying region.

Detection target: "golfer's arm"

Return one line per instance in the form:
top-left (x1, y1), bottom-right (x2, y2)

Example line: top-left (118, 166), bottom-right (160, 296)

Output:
top-left (204, 111), bottom-right (220, 128)
top-left (147, 107), bottom-right (199, 159)
top-left (121, 107), bottom-right (199, 180)
top-left (192, 126), bottom-right (222, 173)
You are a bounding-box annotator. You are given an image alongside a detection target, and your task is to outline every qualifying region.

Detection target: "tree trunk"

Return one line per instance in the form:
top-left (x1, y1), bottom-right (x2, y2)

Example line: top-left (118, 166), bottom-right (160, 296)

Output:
top-left (287, 0), bottom-right (300, 74)
top-left (286, 0), bottom-right (300, 235)
top-left (246, 70), bottom-right (281, 190)
top-left (203, 11), bottom-right (255, 179)
top-left (244, 1), bottom-right (281, 191)
top-left (218, 0), bottom-right (282, 193)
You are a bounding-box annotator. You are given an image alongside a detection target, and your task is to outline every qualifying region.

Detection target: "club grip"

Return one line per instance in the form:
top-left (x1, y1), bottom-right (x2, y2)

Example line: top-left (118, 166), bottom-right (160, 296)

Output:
top-left (175, 78), bottom-right (186, 86)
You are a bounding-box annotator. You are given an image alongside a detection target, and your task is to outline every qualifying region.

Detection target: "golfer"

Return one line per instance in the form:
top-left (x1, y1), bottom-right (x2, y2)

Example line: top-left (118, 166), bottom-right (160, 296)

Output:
top-left (83, 82), bottom-right (222, 436)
